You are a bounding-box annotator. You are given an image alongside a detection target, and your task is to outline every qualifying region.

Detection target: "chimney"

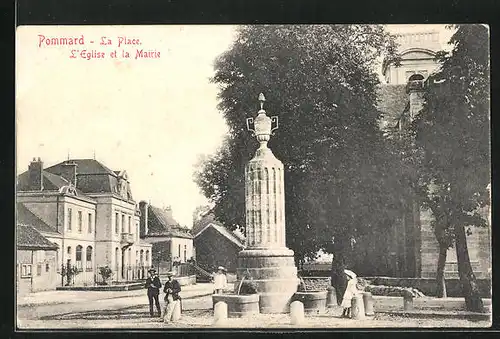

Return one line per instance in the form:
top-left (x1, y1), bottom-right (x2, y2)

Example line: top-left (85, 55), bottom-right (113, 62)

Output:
top-left (164, 205), bottom-right (173, 219)
top-left (139, 200), bottom-right (148, 237)
top-left (60, 160), bottom-right (78, 186)
top-left (406, 73), bottom-right (426, 121)
top-left (28, 157), bottom-right (44, 190)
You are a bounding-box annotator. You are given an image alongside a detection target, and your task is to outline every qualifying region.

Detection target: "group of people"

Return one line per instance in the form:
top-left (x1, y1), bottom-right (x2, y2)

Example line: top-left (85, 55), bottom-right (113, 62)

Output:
top-left (144, 268), bottom-right (182, 322)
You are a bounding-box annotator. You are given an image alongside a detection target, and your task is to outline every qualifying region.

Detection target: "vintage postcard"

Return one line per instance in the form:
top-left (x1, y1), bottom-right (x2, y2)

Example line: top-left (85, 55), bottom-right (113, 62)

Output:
top-left (15, 24), bottom-right (491, 329)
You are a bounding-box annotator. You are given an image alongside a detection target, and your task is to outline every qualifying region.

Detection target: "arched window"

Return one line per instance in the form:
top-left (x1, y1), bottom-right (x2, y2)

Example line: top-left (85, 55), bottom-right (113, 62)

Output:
top-left (145, 250), bottom-right (150, 264)
top-left (75, 245), bottom-right (83, 271)
top-left (86, 246), bottom-right (93, 271)
top-left (140, 250), bottom-right (144, 266)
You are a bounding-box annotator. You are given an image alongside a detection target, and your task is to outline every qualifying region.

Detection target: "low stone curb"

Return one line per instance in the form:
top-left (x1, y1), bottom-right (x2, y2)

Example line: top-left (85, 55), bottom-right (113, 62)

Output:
top-left (376, 309), bottom-right (491, 321)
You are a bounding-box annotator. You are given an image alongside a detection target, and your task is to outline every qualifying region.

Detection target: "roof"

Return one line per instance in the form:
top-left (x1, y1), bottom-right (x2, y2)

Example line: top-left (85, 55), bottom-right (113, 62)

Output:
top-left (45, 159), bottom-right (117, 176)
top-left (17, 224), bottom-right (59, 250)
top-left (17, 170), bottom-right (85, 195)
top-left (44, 159), bottom-right (132, 197)
top-left (146, 205), bottom-right (193, 239)
top-left (17, 203), bottom-right (60, 235)
top-left (194, 223), bottom-right (245, 249)
top-left (192, 212), bottom-right (219, 235)
top-left (376, 85), bottom-right (408, 129)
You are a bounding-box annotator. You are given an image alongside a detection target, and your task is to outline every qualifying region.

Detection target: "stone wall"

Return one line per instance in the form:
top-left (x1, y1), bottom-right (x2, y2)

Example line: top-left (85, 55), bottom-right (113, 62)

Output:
top-left (420, 209), bottom-right (491, 280)
top-left (367, 276), bottom-right (491, 298)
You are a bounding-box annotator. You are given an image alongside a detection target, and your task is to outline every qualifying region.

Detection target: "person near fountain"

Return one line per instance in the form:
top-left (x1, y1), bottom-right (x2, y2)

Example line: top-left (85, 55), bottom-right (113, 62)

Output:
top-left (341, 269), bottom-right (358, 318)
top-left (145, 268), bottom-right (162, 317)
top-left (213, 266), bottom-right (228, 294)
top-left (163, 271), bottom-right (182, 323)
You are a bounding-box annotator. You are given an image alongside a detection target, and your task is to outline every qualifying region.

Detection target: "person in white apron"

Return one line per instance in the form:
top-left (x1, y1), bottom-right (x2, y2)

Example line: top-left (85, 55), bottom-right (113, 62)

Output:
top-left (213, 266), bottom-right (228, 294)
top-left (341, 269), bottom-right (358, 318)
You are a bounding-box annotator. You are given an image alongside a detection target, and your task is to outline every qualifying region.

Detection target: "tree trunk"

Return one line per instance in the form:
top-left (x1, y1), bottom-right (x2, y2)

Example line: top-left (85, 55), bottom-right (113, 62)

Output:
top-left (454, 222), bottom-right (484, 312)
top-left (436, 243), bottom-right (448, 298)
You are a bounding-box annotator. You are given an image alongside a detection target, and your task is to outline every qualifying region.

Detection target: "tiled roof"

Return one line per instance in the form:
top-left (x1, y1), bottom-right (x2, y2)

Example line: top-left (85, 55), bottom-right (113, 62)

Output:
top-left (17, 224), bottom-right (59, 250)
top-left (192, 212), bottom-right (218, 235)
top-left (376, 84), bottom-right (408, 129)
top-left (194, 223), bottom-right (245, 249)
top-left (44, 159), bottom-right (125, 195)
top-left (17, 169), bottom-right (90, 198)
top-left (17, 203), bottom-right (60, 235)
top-left (45, 159), bottom-right (116, 176)
top-left (146, 205), bottom-right (193, 239)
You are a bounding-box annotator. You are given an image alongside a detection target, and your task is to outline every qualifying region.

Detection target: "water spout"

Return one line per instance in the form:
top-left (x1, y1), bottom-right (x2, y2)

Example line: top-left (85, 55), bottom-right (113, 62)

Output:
top-left (236, 276), bottom-right (246, 295)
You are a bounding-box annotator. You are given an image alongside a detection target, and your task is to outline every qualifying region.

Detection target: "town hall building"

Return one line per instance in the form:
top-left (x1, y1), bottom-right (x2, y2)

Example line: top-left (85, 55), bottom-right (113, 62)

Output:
top-left (16, 158), bottom-right (152, 291)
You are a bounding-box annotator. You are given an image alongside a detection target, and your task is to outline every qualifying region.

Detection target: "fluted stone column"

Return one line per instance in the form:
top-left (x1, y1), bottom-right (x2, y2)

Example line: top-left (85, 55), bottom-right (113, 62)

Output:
top-left (237, 93), bottom-right (299, 314)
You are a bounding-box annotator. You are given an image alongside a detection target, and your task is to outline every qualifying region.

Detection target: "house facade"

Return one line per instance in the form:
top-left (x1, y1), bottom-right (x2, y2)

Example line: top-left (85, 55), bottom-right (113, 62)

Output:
top-left (139, 201), bottom-right (194, 275)
top-left (193, 214), bottom-right (246, 273)
top-left (16, 158), bottom-right (152, 287)
top-left (16, 223), bottom-right (59, 295)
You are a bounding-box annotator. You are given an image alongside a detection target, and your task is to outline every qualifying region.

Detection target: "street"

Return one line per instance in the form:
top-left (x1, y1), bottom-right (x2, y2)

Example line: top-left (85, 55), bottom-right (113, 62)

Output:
top-left (16, 283), bottom-right (490, 329)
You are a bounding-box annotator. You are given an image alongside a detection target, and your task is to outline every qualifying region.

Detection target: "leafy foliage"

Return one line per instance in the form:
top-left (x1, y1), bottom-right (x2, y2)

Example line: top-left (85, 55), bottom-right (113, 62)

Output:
top-left (194, 25), bottom-right (403, 265)
top-left (99, 266), bottom-right (113, 285)
top-left (411, 24), bottom-right (490, 312)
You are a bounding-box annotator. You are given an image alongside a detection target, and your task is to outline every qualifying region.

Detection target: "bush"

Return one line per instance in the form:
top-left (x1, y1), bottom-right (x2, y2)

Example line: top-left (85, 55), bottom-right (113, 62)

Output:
top-left (236, 279), bottom-right (258, 295)
top-left (297, 277), bottom-right (331, 292)
top-left (364, 284), bottom-right (425, 298)
top-left (99, 266), bottom-right (113, 285)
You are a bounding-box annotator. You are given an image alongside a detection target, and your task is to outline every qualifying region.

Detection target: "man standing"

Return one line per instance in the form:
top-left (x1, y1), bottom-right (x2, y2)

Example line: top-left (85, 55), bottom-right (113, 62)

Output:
top-left (145, 268), bottom-right (162, 317)
top-left (163, 271), bottom-right (182, 322)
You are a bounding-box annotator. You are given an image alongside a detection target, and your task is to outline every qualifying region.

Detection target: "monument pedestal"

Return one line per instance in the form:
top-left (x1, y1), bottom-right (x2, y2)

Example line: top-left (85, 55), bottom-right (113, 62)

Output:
top-left (237, 248), bottom-right (299, 313)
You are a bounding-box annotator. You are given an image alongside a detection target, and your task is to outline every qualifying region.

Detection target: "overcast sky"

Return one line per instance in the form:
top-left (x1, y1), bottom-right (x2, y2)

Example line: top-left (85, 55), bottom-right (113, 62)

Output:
top-left (16, 24), bottom-right (453, 227)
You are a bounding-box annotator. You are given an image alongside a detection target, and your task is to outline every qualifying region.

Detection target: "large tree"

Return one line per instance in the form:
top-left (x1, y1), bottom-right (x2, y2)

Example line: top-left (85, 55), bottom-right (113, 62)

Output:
top-left (412, 24), bottom-right (490, 312)
top-left (194, 25), bottom-right (403, 301)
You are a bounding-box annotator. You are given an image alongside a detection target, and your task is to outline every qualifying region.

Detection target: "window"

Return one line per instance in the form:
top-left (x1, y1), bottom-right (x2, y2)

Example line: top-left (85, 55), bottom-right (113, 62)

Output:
top-left (86, 246), bottom-right (93, 271)
top-left (67, 246), bottom-right (72, 256)
top-left (115, 212), bottom-right (119, 234)
top-left (88, 213), bottom-right (93, 234)
top-left (128, 216), bottom-right (132, 233)
top-left (140, 250), bottom-right (144, 265)
top-left (121, 214), bottom-right (125, 233)
top-left (67, 208), bottom-right (72, 231)
top-left (21, 264), bottom-right (32, 277)
top-left (115, 247), bottom-right (120, 270)
top-left (178, 244), bottom-right (181, 257)
top-left (46, 263), bottom-right (50, 272)
top-left (405, 70), bottom-right (415, 81)
top-left (76, 245), bottom-right (83, 271)
top-left (136, 223), bottom-right (139, 241)
top-left (145, 250), bottom-right (149, 263)
top-left (37, 263), bottom-right (42, 276)
top-left (78, 211), bottom-right (83, 232)
top-left (184, 245), bottom-right (187, 262)
top-left (128, 248), bottom-right (131, 268)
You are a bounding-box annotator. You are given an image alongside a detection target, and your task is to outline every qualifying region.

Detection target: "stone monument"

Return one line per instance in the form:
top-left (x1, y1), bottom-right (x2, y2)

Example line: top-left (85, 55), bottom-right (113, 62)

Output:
top-left (236, 93), bottom-right (299, 313)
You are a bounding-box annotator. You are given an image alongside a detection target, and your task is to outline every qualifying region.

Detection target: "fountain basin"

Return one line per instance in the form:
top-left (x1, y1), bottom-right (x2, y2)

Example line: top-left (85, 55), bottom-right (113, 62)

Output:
top-left (292, 291), bottom-right (328, 314)
top-left (212, 294), bottom-right (260, 318)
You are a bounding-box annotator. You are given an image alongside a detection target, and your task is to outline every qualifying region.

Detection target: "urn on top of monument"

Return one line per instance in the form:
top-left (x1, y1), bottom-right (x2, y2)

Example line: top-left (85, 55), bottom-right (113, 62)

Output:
top-left (246, 93), bottom-right (279, 148)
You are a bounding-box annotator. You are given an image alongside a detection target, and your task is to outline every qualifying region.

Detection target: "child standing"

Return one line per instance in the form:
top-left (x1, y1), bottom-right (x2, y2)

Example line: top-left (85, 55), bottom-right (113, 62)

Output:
top-left (213, 266), bottom-right (228, 294)
top-left (341, 269), bottom-right (358, 318)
